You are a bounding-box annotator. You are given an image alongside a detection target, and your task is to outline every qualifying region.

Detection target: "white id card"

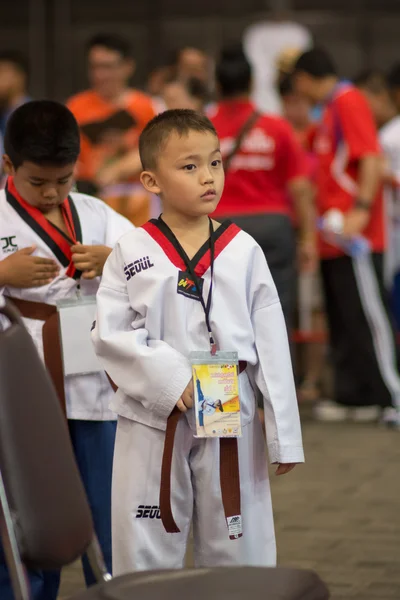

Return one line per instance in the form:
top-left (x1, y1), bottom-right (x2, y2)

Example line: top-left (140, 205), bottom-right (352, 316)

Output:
top-left (57, 296), bottom-right (102, 376)
top-left (190, 351), bottom-right (242, 439)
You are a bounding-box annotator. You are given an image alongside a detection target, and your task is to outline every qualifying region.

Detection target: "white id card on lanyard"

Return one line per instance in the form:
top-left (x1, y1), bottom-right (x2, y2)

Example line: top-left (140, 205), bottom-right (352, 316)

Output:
top-left (57, 295), bottom-right (102, 376)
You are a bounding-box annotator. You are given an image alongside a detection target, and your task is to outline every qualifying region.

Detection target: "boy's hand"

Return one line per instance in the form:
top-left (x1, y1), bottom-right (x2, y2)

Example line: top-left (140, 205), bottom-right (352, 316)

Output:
top-left (274, 463), bottom-right (298, 476)
top-left (0, 246), bottom-right (59, 288)
top-left (176, 380), bottom-right (194, 413)
top-left (71, 244), bottom-right (112, 279)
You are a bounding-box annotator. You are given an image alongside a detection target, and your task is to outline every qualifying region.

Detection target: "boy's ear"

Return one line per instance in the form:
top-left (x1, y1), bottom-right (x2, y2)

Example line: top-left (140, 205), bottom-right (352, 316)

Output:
top-left (140, 170), bottom-right (161, 195)
top-left (2, 155), bottom-right (15, 176)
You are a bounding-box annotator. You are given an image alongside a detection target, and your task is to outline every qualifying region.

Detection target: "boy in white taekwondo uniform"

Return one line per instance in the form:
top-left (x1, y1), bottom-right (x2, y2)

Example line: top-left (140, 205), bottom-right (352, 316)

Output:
top-left (92, 109), bottom-right (304, 574)
top-left (0, 101), bottom-right (133, 600)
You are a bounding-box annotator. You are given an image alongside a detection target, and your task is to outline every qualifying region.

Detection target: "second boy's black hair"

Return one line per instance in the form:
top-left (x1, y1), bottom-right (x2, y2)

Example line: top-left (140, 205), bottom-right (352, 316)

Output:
top-left (4, 100), bottom-right (80, 169)
top-left (294, 48), bottom-right (337, 79)
top-left (87, 33), bottom-right (132, 59)
top-left (139, 109), bottom-right (217, 170)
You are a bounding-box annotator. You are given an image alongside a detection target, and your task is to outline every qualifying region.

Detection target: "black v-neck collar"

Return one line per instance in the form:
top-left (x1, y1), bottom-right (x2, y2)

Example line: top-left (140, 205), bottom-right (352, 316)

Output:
top-left (142, 218), bottom-right (240, 277)
top-left (6, 185), bottom-right (83, 271)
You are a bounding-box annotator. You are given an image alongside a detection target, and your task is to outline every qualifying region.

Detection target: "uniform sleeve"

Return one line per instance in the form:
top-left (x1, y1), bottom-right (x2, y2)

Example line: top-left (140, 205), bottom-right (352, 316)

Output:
top-left (335, 90), bottom-right (380, 160)
top-left (92, 243), bottom-right (192, 423)
top-left (249, 245), bottom-right (304, 464)
top-left (100, 201), bottom-right (135, 246)
top-left (278, 120), bottom-right (309, 183)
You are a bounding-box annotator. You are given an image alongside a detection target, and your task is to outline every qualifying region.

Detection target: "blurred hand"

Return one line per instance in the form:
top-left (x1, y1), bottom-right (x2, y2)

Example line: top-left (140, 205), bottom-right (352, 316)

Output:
top-left (342, 208), bottom-right (370, 239)
top-left (71, 243), bottom-right (112, 279)
top-left (176, 380), bottom-right (194, 413)
top-left (0, 246), bottom-right (59, 288)
top-left (274, 463), bottom-right (298, 476)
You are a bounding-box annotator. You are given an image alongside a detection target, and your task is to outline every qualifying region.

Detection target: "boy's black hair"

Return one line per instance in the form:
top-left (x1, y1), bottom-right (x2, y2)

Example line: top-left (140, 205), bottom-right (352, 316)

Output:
top-left (216, 43), bottom-right (251, 98)
top-left (354, 69), bottom-right (388, 94)
top-left (139, 109), bottom-right (217, 170)
top-left (4, 100), bottom-right (80, 169)
top-left (87, 33), bottom-right (132, 59)
top-left (278, 74), bottom-right (294, 98)
top-left (294, 48), bottom-right (337, 79)
top-left (388, 63), bottom-right (400, 89)
top-left (0, 51), bottom-right (28, 77)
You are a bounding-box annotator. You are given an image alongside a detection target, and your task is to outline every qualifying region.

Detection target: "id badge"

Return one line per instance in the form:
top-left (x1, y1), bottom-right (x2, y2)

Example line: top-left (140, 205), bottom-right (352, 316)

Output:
top-left (190, 351), bottom-right (242, 439)
top-left (57, 296), bottom-right (102, 376)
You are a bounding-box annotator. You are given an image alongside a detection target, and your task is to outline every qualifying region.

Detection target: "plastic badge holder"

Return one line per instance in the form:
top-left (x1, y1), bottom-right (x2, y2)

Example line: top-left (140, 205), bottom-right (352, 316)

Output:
top-left (57, 296), bottom-right (102, 376)
top-left (190, 350), bottom-right (242, 439)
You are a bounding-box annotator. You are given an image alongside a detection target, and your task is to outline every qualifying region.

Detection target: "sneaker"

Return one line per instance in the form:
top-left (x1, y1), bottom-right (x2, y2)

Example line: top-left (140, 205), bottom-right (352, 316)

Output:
top-left (313, 399), bottom-right (349, 422)
top-left (313, 400), bottom-right (380, 423)
top-left (351, 405), bottom-right (380, 423)
top-left (382, 407), bottom-right (400, 429)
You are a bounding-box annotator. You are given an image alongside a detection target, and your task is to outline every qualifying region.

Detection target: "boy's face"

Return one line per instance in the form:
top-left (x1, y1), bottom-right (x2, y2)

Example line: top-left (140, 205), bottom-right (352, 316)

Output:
top-left (141, 130), bottom-right (224, 218)
top-left (3, 156), bottom-right (75, 213)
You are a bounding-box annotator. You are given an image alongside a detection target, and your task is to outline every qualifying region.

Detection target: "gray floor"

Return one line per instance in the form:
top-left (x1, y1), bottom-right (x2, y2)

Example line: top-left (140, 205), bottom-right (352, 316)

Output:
top-left (59, 414), bottom-right (400, 599)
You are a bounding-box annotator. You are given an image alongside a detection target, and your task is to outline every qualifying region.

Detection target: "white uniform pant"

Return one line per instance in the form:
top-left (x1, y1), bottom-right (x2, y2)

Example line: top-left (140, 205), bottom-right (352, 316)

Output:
top-left (112, 414), bottom-right (276, 574)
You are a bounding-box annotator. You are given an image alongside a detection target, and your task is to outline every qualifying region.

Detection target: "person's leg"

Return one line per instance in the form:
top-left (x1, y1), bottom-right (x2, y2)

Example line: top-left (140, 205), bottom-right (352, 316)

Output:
top-left (298, 270), bottom-right (328, 402)
top-left (321, 255), bottom-right (399, 411)
top-left (352, 253), bottom-right (400, 420)
top-left (320, 258), bottom-right (364, 412)
top-left (68, 419), bottom-right (116, 586)
top-left (227, 214), bottom-right (296, 330)
top-left (192, 417), bottom-right (276, 567)
top-left (229, 214), bottom-right (296, 429)
top-left (111, 416), bottom-right (193, 574)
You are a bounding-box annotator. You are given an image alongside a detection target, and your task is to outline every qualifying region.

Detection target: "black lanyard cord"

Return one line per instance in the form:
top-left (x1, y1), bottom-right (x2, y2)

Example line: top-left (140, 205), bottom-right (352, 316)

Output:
top-left (158, 216), bottom-right (217, 354)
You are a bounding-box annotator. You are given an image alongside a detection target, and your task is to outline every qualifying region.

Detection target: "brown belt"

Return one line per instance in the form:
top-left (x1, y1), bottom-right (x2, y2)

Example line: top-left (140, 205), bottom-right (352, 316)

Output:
top-left (160, 360), bottom-right (247, 540)
top-left (6, 296), bottom-right (66, 415)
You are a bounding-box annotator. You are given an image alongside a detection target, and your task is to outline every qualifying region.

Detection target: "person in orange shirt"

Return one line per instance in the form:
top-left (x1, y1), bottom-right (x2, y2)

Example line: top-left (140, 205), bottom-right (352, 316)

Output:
top-left (67, 34), bottom-right (156, 224)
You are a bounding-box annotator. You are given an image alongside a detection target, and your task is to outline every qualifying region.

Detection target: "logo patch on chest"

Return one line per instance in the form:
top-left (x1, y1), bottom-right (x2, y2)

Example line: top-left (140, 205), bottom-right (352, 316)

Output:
top-left (124, 256), bottom-right (154, 281)
top-left (1, 236), bottom-right (18, 253)
top-left (177, 270), bottom-right (203, 301)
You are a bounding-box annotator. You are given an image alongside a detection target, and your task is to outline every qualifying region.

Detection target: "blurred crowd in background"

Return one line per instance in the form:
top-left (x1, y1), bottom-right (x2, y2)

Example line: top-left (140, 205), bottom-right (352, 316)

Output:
top-left (1, 24), bottom-right (400, 424)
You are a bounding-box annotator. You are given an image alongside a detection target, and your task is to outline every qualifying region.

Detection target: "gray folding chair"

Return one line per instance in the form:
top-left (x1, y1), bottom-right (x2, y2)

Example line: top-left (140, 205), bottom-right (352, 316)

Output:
top-left (0, 298), bottom-right (330, 600)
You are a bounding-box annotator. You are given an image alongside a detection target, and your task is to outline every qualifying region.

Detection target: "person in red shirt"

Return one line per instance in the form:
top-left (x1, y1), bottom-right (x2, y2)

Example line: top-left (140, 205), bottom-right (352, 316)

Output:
top-left (210, 45), bottom-right (316, 330)
top-left (293, 48), bottom-right (400, 427)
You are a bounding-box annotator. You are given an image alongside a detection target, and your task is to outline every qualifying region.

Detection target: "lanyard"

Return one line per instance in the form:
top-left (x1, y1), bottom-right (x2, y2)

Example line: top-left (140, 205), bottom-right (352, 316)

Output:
top-left (158, 216), bottom-right (217, 355)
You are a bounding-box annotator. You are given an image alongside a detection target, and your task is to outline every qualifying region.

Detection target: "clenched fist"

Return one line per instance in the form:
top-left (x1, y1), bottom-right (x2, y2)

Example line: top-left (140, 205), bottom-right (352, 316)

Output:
top-left (0, 246), bottom-right (59, 288)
